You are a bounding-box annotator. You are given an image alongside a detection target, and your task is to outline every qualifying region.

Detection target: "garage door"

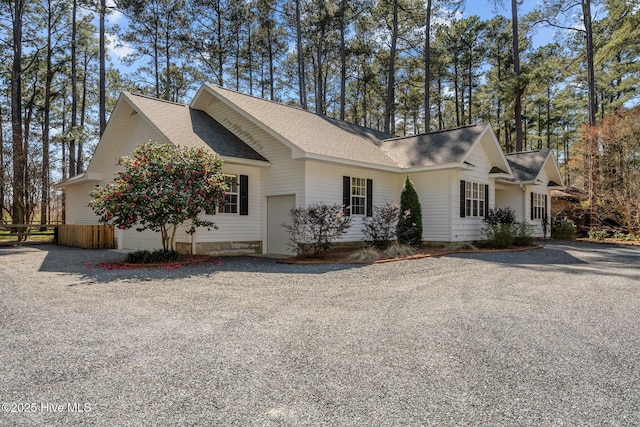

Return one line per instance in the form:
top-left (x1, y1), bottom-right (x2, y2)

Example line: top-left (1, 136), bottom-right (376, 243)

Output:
top-left (267, 195), bottom-right (296, 255)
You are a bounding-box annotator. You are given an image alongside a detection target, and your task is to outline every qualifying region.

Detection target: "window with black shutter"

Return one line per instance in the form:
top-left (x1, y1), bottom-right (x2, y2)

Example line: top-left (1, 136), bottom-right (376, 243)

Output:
top-left (343, 175), bottom-right (372, 216)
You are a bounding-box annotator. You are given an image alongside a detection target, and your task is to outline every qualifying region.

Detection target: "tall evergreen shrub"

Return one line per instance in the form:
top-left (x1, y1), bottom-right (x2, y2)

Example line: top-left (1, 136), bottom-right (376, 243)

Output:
top-left (397, 176), bottom-right (423, 247)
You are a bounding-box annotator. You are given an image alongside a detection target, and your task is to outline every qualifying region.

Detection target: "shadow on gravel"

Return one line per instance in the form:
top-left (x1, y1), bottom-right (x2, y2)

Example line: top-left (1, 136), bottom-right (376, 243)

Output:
top-left (450, 241), bottom-right (640, 281)
top-left (32, 245), bottom-right (367, 284)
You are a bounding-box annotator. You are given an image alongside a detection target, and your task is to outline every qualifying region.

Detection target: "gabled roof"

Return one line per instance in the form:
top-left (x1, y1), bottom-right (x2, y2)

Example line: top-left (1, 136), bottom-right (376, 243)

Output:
top-left (379, 123), bottom-right (490, 168)
top-left (196, 85), bottom-right (514, 173)
top-left (123, 93), bottom-right (268, 163)
top-left (197, 84), bottom-right (400, 169)
top-left (505, 149), bottom-right (563, 186)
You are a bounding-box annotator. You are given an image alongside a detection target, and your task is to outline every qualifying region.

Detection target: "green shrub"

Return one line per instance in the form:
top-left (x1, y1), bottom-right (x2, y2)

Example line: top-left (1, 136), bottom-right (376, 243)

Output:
top-left (484, 207), bottom-right (517, 227)
top-left (362, 202), bottom-right (400, 249)
top-left (513, 222), bottom-right (536, 246)
top-left (613, 231), bottom-right (635, 241)
top-left (588, 229), bottom-right (608, 240)
top-left (283, 203), bottom-right (353, 256)
top-left (483, 224), bottom-right (515, 248)
top-left (397, 176), bottom-right (423, 247)
top-left (551, 214), bottom-right (577, 240)
top-left (482, 207), bottom-right (519, 248)
top-left (125, 249), bottom-right (180, 264)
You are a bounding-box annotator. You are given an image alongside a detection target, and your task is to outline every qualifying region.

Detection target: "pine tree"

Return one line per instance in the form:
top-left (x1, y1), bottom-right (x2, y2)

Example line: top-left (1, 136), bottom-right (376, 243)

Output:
top-left (397, 176), bottom-right (423, 247)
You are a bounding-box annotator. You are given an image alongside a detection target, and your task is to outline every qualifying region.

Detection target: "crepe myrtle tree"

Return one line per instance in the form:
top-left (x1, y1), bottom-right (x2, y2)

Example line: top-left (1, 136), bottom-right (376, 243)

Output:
top-left (90, 141), bottom-right (228, 251)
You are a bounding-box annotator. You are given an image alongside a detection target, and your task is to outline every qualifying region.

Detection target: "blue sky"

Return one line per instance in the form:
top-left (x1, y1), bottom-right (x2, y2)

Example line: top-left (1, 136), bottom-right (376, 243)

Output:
top-left (96, 1), bottom-right (558, 80)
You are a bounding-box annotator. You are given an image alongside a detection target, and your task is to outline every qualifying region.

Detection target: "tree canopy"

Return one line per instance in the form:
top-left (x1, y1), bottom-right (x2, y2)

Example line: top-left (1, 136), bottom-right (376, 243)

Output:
top-left (89, 142), bottom-right (227, 250)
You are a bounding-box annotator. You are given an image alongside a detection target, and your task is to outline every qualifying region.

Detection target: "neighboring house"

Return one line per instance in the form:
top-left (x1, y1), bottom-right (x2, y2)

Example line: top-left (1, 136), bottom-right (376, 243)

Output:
top-left (56, 83), bottom-right (563, 254)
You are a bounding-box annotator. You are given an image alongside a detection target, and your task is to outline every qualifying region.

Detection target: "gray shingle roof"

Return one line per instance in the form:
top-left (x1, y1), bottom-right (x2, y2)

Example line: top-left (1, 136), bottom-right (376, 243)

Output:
top-left (203, 84), bottom-right (399, 167)
top-left (379, 123), bottom-right (489, 168)
top-left (125, 92), bottom-right (268, 162)
top-left (505, 149), bottom-right (551, 183)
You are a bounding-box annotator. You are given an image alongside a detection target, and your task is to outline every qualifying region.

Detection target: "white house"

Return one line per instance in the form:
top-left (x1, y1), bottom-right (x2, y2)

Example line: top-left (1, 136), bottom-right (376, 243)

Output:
top-left (56, 83), bottom-right (563, 255)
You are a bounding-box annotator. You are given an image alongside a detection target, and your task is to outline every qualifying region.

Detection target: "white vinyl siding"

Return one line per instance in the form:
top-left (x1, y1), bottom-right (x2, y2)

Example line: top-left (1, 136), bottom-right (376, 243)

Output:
top-left (64, 111), bottom-right (165, 225)
top-left (193, 164), bottom-right (261, 244)
top-left (452, 143), bottom-right (493, 241)
top-left (495, 185), bottom-right (525, 221)
top-left (201, 95), bottom-right (305, 205)
top-left (407, 170), bottom-right (453, 242)
top-left (304, 161), bottom-right (400, 242)
top-left (64, 182), bottom-right (103, 224)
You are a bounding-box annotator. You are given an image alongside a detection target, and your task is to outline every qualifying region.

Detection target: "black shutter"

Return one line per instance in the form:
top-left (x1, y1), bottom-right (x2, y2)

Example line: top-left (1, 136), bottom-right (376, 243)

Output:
top-left (343, 176), bottom-right (351, 216)
top-left (460, 180), bottom-right (466, 217)
top-left (239, 175), bottom-right (249, 216)
top-left (530, 192), bottom-right (534, 220)
top-left (484, 184), bottom-right (489, 217)
top-left (544, 194), bottom-right (548, 220)
top-left (366, 179), bottom-right (373, 217)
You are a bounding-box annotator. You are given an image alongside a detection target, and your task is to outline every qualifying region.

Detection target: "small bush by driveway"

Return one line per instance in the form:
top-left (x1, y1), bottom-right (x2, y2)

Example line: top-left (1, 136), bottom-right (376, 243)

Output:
top-left (0, 242), bottom-right (639, 426)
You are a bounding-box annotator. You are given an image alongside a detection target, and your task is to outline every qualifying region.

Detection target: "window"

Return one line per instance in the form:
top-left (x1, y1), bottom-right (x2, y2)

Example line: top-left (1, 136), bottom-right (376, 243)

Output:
top-left (464, 181), bottom-right (486, 217)
top-left (343, 176), bottom-right (372, 216)
top-left (351, 177), bottom-right (366, 215)
top-left (219, 175), bottom-right (239, 214)
top-left (205, 174), bottom-right (248, 216)
top-left (531, 193), bottom-right (546, 220)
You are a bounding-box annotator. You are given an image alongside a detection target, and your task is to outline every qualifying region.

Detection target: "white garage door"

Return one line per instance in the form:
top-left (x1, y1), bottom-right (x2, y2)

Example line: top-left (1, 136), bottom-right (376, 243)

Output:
top-left (267, 195), bottom-right (296, 255)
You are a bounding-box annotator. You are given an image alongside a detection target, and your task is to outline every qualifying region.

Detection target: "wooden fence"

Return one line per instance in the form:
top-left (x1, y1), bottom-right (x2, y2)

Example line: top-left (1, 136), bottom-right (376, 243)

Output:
top-left (57, 224), bottom-right (115, 249)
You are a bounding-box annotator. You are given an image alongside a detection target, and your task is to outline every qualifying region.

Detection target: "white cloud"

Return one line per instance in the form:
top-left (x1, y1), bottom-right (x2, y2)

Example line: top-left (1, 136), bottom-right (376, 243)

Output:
top-left (106, 32), bottom-right (134, 61)
top-left (106, 4), bottom-right (125, 26)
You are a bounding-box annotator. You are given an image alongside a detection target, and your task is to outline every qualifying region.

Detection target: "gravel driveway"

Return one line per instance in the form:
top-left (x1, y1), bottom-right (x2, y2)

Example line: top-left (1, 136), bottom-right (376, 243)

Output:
top-left (1, 241), bottom-right (639, 426)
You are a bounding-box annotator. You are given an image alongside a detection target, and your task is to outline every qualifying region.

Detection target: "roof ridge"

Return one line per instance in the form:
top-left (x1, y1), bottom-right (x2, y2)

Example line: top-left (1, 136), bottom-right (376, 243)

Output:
top-left (125, 91), bottom-right (187, 107)
top-left (205, 83), bottom-right (394, 138)
top-left (383, 122), bottom-right (486, 142)
top-left (506, 148), bottom-right (550, 156)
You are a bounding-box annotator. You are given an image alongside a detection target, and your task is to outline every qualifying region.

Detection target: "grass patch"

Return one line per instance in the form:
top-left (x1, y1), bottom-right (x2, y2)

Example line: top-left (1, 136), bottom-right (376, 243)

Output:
top-left (347, 247), bottom-right (380, 262)
top-left (444, 242), bottom-right (478, 251)
top-left (0, 228), bottom-right (55, 243)
top-left (385, 242), bottom-right (416, 258)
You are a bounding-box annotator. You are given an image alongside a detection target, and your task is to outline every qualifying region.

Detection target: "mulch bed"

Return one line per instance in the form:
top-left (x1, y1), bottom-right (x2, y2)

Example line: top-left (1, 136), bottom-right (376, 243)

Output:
top-left (278, 244), bottom-right (542, 265)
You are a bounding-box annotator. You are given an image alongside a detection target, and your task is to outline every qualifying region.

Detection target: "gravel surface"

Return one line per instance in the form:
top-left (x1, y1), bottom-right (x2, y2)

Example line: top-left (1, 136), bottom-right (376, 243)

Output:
top-left (0, 241), bottom-right (639, 426)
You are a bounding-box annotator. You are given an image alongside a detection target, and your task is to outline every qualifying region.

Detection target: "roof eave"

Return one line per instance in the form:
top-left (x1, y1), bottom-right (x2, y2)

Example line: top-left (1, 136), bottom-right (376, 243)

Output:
top-left (54, 172), bottom-right (103, 189)
top-left (222, 156), bottom-right (271, 168)
top-left (302, 153), bottom-right (401, 172)
top-left (490, 173), bottom-right (514, 180)
top-left (404, 162), bottom-right (472, 173)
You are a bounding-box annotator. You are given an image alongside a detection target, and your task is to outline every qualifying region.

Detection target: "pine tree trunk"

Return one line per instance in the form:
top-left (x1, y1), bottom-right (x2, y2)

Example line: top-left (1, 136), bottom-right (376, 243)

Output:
top-left (42, 1), bottom-right (53, 228)
top-left (423, 0), bottom-right (432, 132)
top-left (582, 0), bottom-right (597, 228)
top-left (11, 0), bottom-right (26, 230)
top-left (99, 0), bottom-right (106, 136)
top-left (295, 0), bottom-right (307, 109)
top-left (69, 0), bottom-right (78, 177)
top-left (384, 0), bottom-right (398, 134)
top-left (512, 0), bottom-right (523, 152)
top-left (339, 0), bottom-right (347, 120)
